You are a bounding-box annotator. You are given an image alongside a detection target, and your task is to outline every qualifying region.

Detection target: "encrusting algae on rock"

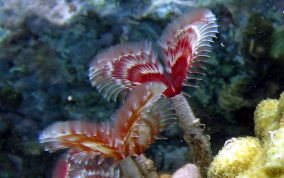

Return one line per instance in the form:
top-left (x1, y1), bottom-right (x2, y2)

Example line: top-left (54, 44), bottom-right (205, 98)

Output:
top-left (208, 92), bottom-right (284, 178)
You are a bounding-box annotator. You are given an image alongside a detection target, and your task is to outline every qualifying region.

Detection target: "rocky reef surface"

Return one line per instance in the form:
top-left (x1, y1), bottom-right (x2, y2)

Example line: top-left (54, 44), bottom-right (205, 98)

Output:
top-left (0, 0), bottom-right (283, 177)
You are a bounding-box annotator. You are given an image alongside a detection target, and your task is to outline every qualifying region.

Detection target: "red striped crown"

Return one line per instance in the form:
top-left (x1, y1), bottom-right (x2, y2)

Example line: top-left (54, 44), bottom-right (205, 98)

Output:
top-left (39, 8), bottom-right (218, 178)
top-left (39, 82), bottom-right (175, 177)
top-left (89, 8), bottom-right (218, 99)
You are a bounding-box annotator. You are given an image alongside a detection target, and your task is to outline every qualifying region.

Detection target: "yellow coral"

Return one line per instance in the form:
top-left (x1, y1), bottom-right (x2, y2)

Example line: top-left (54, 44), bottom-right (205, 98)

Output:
top-left (277, 92), bottom-right (284, 119)
top-left (236, 165), bottom-right (268, 178)
top-left (208, 137), bottom-right (261, 178)
top-left (254, 99), bottom-right (279, 140)
top-left (263, 127), bottom-right (284, 177)
top-left (208, 92), bottom-right (284, 178)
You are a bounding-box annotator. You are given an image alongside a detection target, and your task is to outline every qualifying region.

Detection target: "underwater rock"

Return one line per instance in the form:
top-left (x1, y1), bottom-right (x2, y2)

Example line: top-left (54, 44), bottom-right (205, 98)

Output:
top-left (148, 143), bottom-right (189, 173)
top-left (0, 0), bottom-right (196, 29)
top-left (22, 141), bottom-right (41, 156)
top-left (270, 28), bottom-right (284, 67)
top-left (7, 154), bottom-right (23, 175)
top-left (135, 0), bottom-right (194, 20)
top-left (241, 13), bottom-right (274, 70)
top-left (0, 117), bottom-right (9, 135)
top-left (0, 0), bottom-right (87, 27)
top-left (171, 164), bottom-right (201, 178)
top-left (0, 87), bottom-right (23, 108)
top-left (218, 76), bottom-right (251, 111)
top-left (0, 27), bottom-right (10, 45)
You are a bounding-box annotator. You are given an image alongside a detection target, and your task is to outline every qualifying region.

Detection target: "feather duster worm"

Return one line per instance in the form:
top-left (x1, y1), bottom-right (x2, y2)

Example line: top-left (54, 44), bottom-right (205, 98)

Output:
top-left (113, 82), bottom-right (175, 156)
top-left (159, 8), bottom-right (218, 97)
top-left (89, 41), bottom-right (168, 101)
top-left (40, 8), bottom-right (218, 178)
top-left (52, 153), bottom-right (120, 178)
top-left (39, 82), bottom-right (176, 178)
top-left (88, 8), bottom-right (218, 177)
top-left (89, 8), bottom-right (218, 99)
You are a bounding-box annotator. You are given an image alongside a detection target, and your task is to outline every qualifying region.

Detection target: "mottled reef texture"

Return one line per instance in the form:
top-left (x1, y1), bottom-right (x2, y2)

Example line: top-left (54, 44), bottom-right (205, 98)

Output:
top-left (0, 0), bottom-right (283, 177)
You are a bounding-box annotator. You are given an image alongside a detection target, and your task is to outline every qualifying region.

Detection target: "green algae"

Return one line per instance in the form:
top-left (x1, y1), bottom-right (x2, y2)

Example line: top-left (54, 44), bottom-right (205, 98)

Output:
top-left (0, 87), bottom-right (23, 108)
top-left (270, 28), bottom-right (284, 66)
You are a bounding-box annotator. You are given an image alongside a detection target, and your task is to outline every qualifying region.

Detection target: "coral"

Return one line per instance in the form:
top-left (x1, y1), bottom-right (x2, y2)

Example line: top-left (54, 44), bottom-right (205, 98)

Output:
top-left (207, 137), bottom-right (262, 178)
top-left (278, 93), bottom-right (284, 118)
top-left (263, 127), bottom-right (284, 177)
top-left (208, 92), bottom-right (284, 178)
top-left (254, 99), bottom-right (279, 139)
